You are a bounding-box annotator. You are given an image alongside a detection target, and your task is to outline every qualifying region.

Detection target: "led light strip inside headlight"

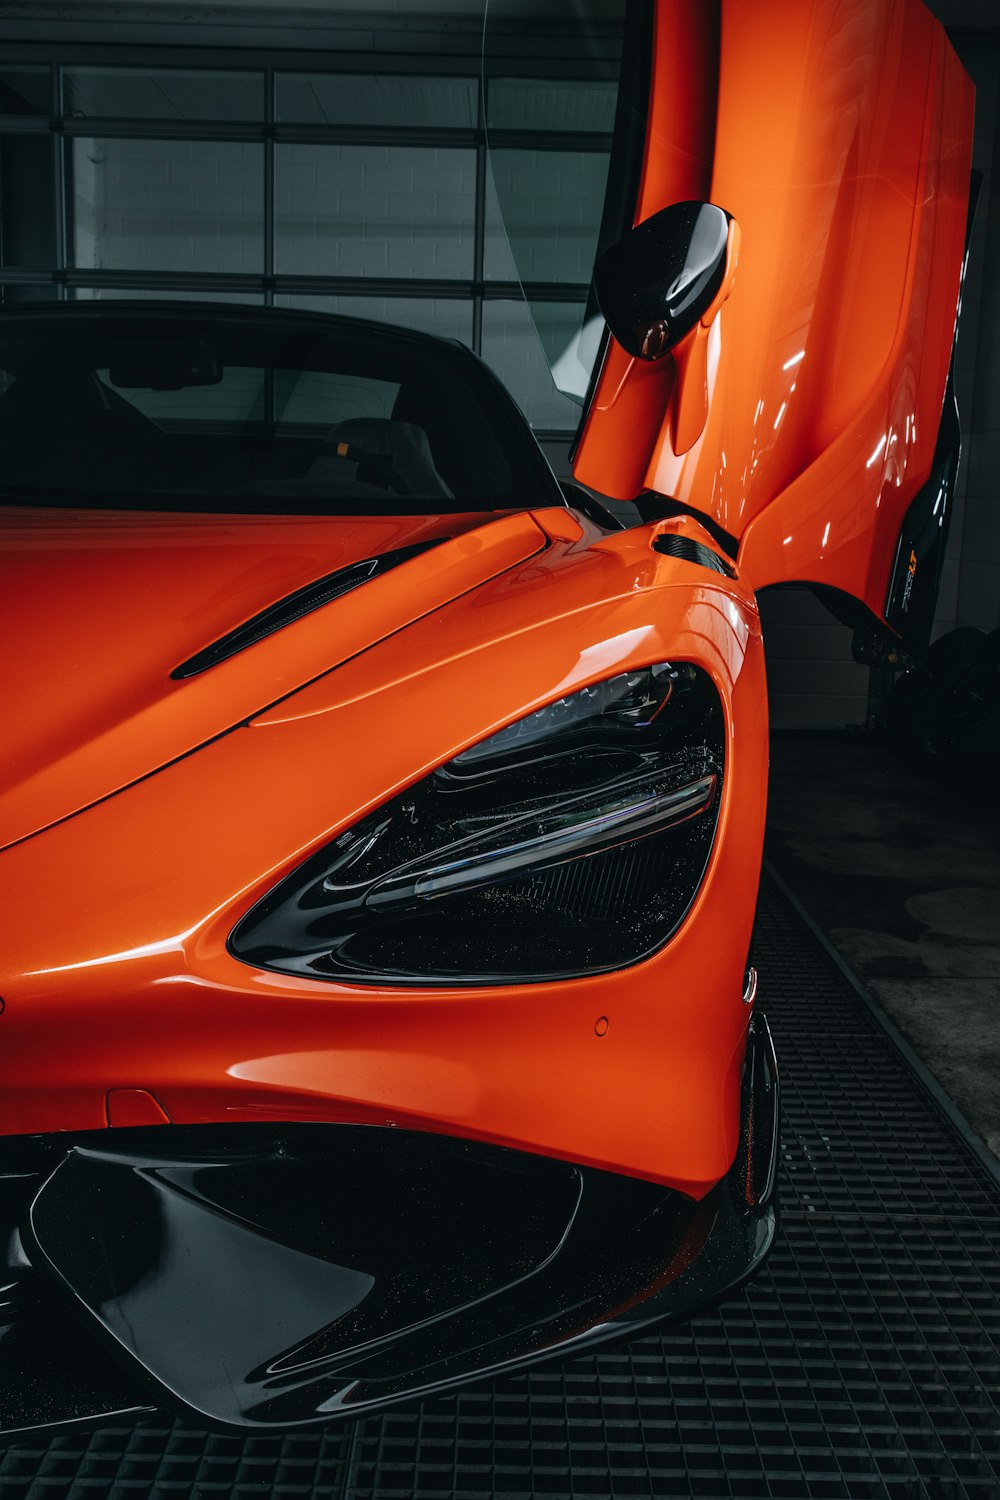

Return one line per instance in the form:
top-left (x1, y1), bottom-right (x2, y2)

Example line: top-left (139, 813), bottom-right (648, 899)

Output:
top-left (231, 662), bottom-right (725, 985)
top-left (366, 771), bottom-right (715, 908)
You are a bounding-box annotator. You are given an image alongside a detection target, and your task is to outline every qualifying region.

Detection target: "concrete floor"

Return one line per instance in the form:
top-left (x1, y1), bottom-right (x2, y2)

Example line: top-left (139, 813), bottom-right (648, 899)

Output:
top-left (764, 731), bottom-right (1000, 1161)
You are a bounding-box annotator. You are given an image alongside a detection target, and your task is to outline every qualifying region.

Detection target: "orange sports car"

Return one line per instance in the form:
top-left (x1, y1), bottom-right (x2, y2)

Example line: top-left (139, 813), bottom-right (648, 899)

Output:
top-left (0, 0), bottom-right (973, 1436)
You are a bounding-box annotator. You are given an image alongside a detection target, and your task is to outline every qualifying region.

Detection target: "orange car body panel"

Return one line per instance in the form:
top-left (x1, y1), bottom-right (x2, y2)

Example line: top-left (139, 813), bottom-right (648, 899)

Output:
top-left (573, 0), bottom-right (974, 625)
top-left (0, 511), bottom-right (767, 1197)
top-left (0, 506), bottom-right (545, 849)
top-left (0, 0), bottom-right (973, 1208)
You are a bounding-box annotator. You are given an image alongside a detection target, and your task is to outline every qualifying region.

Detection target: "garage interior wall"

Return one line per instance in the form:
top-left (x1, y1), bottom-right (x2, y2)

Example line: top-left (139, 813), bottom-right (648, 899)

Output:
top-left (0, 0), bottom-right (997, 732)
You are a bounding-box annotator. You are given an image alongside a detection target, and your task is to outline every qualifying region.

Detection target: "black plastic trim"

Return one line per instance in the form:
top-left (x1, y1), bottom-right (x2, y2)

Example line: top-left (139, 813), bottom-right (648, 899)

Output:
top-left (881, 168), bottom-right (980, 656)
top-left (652, 533), bottom-right (736, 578)
top-left (559, 480), bottom-right (626, 531)
top-left (882, 371), bottom-right (960, 655)
top-left (636, 493), bottom-right (740, 560)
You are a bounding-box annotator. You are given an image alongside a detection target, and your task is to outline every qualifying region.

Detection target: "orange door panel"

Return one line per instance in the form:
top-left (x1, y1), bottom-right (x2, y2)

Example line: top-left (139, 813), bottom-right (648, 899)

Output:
top-left (573, 0), bottom-right (974, 631)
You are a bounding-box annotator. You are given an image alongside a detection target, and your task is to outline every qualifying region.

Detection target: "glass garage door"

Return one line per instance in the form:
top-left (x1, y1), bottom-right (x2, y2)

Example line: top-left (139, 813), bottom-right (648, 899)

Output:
top-left (0, 37), bottom-right (621, 434)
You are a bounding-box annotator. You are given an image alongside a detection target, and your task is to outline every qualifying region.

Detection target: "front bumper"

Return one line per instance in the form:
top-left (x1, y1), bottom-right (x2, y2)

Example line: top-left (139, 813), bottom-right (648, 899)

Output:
top-left (0, 1013), bottom-right (777, 1436)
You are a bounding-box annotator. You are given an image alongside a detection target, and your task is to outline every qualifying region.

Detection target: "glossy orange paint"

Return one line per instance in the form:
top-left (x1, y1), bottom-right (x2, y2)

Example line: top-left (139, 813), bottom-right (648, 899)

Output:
top-left (6, 0), bottom-right (964, 1212)
top-left (573, 0), bottom-right (974, 628)
top-left (0, 509), bottom-right (767, 1196)
top-left (105, 1088), bottom-right (171, 1127)
top-left (0, 506), bottom-right (544, 849)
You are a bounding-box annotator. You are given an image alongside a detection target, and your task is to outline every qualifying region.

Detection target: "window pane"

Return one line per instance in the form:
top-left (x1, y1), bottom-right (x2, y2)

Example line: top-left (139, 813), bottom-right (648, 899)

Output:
top-left (0, 68), bottom-right (50, 116)
top-left (276, 74), bottom-right (476, 128)
top-left (273, 369), bottom-right (400, 425)
top-left (108, 366), bottom-right (267, 425)
top-left (481, 300), bottom-right (585, 431)
top-left (72, 288), bottom-right (262, 305)
top-left (484, 147), bottom-right (609, 283)
top-left (63, 68), bottom-right (264, 121)
top-left (0, 309), bottom-right (550, 511)
top-left (99, 365), bottom-right (397, 429)
top-left (275, 293), bottom-right (473, 347)
top-left (71, 139), bottom-right (264, 275)
top-left (486, 78), bottom-right (617, 133)
top-left (275, 144), bottom-right (475, 279)
top-left (1, 136), bottom-right (54, 267)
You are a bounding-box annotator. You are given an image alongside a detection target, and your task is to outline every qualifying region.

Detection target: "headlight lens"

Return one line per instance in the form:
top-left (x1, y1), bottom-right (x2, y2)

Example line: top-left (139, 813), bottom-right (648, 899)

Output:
top-left (230, 662), bottom-right (724, 985)
top-left (451, 664), bottom-right (674, 765)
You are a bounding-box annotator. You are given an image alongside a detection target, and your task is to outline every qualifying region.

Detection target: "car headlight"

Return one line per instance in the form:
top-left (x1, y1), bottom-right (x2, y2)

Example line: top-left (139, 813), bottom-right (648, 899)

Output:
top-left (230, 662), bottom-right (725, 984)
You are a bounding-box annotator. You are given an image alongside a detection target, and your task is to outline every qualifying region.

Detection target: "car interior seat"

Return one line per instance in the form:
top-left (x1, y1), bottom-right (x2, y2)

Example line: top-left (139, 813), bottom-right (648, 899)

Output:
top-left (311, 417), bottom-right (453, 500)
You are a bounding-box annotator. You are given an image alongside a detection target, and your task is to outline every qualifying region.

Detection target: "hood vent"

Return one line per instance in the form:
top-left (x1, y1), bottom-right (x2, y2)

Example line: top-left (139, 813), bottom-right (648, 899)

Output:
top-left (652, 534), bottom-right (737, 579)
top-left (172, 540), bottom-right (441, 680)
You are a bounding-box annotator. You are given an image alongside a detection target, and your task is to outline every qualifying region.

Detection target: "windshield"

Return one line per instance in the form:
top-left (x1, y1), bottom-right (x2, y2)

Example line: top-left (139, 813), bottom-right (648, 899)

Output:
top-left (0, 306), bottom-right (561, 515)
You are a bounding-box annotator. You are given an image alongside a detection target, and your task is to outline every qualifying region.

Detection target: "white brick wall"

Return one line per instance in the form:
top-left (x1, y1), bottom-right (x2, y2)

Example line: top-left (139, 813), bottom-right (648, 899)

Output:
top-left (275, 293), bottom-right (472, 346)
top-left (275, 74), bottom-right (476, 129)
top-left (485, 149), bottom-right (608, 283)
top-left (758, 588), bottom-right (872, 730)
top-left (71, 137), bottom-right (263, 273)
top-left (274, 143), bottom-right (475, 279)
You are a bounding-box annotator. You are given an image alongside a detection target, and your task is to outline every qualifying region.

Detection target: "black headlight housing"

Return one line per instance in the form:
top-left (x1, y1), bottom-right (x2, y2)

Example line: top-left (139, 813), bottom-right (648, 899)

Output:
top-left (230, 662), bottom-right (725, 985)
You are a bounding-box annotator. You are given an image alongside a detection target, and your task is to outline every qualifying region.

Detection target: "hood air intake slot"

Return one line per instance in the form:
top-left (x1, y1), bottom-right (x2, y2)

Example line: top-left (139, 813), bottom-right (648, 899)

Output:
top-left (652, 534), bottom-right (737, 578)
top-left (172, 540), bottom-right (441, 680)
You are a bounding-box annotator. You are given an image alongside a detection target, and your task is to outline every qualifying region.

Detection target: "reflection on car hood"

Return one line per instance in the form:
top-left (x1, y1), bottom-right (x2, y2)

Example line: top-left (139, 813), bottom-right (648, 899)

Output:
top-left (0, 504), bottom-right (546, 850)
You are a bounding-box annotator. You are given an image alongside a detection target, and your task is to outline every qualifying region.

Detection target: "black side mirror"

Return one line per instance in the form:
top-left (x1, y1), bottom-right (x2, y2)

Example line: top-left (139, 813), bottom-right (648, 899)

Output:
top-left (594, 202), bottom-right (735, 361)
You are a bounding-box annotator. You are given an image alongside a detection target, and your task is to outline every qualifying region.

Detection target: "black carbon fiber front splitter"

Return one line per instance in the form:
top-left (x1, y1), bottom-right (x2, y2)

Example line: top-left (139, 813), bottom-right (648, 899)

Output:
top-left (0, 1013), bottom-right (776, 1436)
top-left (1, 875), bottom-right (998, 1496)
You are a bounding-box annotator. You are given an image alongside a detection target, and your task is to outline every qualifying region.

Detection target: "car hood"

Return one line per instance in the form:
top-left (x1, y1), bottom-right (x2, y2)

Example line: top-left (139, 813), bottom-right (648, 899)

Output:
top-left (1, 504), bottom-right (546, 850)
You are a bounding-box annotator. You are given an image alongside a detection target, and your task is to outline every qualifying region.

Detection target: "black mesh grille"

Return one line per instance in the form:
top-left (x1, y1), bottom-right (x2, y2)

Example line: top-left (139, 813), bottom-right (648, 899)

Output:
top-left (2, 875), bottom-right (999, 1498)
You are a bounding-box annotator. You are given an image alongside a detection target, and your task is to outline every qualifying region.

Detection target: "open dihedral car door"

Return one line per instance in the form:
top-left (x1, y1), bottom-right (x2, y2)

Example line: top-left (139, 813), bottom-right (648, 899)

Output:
top-left (488, 0), bottom-right (975, 658)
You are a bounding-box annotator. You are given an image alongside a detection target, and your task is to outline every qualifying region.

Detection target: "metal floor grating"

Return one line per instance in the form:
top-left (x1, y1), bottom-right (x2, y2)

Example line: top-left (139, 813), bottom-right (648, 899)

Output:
top-left (1, 876), bottom-right (999, 1499)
